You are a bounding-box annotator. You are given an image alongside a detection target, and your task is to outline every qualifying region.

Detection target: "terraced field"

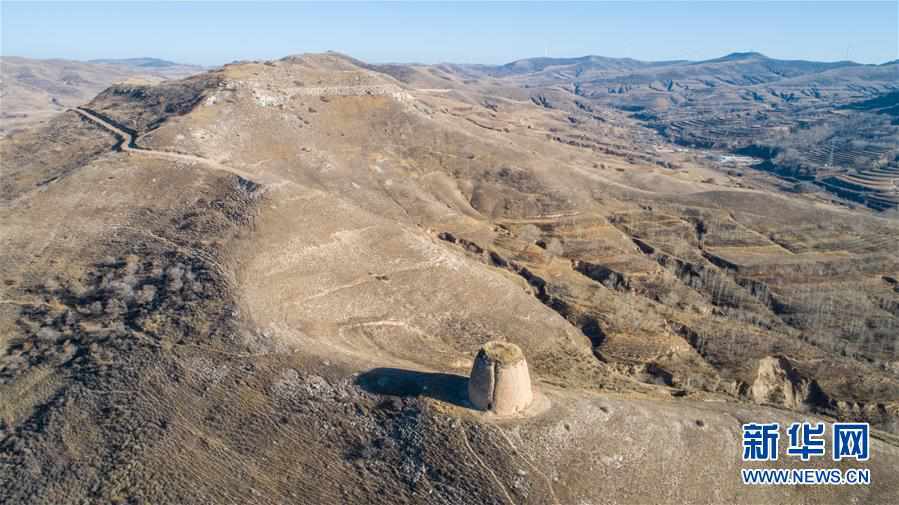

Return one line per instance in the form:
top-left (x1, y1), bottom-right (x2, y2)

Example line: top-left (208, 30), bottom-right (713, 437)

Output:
top-left (823, 161), bottom-right (899, 210)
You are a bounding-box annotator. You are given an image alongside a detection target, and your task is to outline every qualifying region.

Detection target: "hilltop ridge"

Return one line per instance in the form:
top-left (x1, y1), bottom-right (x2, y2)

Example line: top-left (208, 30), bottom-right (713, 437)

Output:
top-left (0, 56), bottom-right (203, 134)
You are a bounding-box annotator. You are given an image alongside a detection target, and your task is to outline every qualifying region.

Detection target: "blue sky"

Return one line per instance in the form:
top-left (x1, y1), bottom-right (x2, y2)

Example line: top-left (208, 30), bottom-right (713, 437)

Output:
top-left (2, 1), bottom-right (897, 65)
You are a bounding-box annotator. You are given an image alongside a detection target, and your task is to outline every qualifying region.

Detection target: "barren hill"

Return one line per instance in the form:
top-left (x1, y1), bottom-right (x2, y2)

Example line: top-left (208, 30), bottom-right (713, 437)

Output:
top-left (0, 56), bottom-right (203, 135)
top-left (1, 53), bottom-right (898, 504)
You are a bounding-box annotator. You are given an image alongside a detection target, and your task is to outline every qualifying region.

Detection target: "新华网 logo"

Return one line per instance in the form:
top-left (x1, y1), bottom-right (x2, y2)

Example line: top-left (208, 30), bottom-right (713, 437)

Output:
top-left (740, 422), bottom-right (871, 486)
top-left (742, 422), bottom-right (869, 462)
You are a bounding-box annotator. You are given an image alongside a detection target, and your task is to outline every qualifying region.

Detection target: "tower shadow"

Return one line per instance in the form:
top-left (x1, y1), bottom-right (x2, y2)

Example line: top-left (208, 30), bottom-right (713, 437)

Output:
top-left (356, 368), bottom-right (470, 408)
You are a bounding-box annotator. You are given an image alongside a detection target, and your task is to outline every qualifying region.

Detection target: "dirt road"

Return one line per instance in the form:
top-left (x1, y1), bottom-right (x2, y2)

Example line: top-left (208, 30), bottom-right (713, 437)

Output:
top-left (71, 107), bottom-right (286, 186)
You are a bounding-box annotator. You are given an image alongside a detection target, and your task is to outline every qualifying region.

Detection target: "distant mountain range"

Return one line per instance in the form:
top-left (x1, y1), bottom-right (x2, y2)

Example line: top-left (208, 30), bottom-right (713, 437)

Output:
top-left (87, 57), bottom-right (200, 69)
top-left (455, 52), bottom-right (889, 88)
top-left (485, 51), bottom-right (876, 74)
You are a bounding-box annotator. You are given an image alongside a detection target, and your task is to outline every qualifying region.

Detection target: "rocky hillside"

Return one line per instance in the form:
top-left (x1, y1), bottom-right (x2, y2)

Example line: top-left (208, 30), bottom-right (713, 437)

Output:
top-left (1, 53), bottom-right (898, 504)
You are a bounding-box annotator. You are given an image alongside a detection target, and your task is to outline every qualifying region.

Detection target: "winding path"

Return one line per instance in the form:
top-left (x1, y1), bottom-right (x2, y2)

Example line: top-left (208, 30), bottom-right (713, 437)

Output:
top-left (71, 107), bottom-right (286, 187)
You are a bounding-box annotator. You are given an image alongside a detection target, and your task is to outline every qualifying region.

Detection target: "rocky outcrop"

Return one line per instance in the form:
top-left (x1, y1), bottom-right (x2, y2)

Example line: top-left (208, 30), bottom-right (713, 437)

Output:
top-left (573, 260), bottom-right (631, 290)
top-left (89, 72), bottom-right (223, 132)
top-left (750, 356), bottom-right (828, 410)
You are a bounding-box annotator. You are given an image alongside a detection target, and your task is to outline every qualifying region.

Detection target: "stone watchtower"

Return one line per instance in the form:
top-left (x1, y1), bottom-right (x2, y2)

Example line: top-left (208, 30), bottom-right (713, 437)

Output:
top-left (468, 341), bottom-right (533, 415)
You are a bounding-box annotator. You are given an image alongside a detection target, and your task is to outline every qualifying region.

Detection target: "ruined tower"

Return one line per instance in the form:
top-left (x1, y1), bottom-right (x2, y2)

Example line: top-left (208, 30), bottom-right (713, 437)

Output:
top-left (468, 341), bottom-right (533, 415)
